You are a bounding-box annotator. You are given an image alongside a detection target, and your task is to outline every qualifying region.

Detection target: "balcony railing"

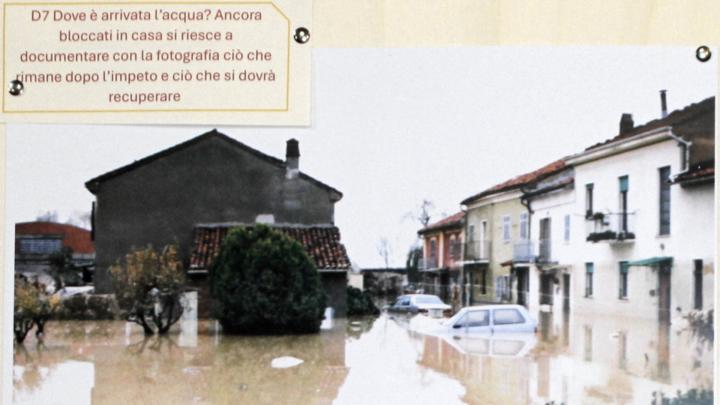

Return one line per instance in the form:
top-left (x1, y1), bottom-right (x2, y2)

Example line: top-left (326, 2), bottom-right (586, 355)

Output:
top-left (585, 212), bottom-right (636, 243)
top-left (465, 240), bottom-right (491, 262)
top-left (513, 240), bottom-right (535, 263)
top-left (417, 256), bottom-right (439, 271)
top-left (512, 239), bottom-right (553, 263)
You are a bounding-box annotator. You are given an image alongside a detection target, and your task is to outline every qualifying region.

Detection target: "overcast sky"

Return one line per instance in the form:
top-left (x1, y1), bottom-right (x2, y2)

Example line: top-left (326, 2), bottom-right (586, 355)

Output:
top-left (6, 47), bottom-right (716, 268)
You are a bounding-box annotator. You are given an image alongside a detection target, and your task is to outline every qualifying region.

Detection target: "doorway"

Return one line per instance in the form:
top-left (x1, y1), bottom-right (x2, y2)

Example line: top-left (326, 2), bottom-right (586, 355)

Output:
top-left (516, 267), bottom-right (529, 306)
top-left (658, 263), bottom-right (671, 324)
top-left (562, 273), bottom-right (570, 312)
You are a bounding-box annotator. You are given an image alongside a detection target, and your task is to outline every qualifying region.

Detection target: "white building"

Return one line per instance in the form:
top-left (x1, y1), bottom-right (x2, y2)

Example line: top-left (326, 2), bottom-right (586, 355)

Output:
top-left (565, 97), bottom-right (714, 323)
top-left (518, 165), bottom-right (576, 317)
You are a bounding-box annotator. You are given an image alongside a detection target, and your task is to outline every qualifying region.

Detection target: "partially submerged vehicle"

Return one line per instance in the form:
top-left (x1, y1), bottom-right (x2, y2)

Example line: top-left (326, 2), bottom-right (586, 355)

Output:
top-left (386, 294), bottom-right (452, 318)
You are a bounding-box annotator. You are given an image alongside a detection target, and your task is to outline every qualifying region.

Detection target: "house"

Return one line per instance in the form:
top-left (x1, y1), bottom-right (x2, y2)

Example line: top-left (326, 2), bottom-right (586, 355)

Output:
top-left (460, 160), bottom-right (565, 305)
top-left (566, 96), bottom-right (714, 322)
top-left (85, 130), bottom-right (351, 316)
top-left (515, 164), bottom-right (575, 316)
top-left (416, 211), bottom-right (465, 301)
top-left (15, 221), bottom-right (95, 283)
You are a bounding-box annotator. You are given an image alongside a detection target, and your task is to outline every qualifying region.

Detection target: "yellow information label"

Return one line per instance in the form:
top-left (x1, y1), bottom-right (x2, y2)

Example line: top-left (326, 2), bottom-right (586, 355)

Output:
top-left (1, 0), bottom-right (311, 125)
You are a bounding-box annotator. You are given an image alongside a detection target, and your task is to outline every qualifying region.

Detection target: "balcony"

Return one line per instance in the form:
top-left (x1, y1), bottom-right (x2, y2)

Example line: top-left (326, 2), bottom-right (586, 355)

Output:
top-left (417, 256), bottom-right (439, 271)
top-left (512, 239), bottom-right (553, 263)
top-left (586, 212), bottom-right (636, 243)
top-left (465, 240), bottom-right (491, 262)
top-left (513, 240), bottom-right (535, 263)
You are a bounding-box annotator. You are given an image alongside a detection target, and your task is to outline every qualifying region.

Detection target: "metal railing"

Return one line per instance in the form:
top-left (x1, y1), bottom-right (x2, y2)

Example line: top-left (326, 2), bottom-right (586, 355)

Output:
top-left (464, 240), bottom-right (491, 261)
top-left (585, 212), bottom-right (636, 243)
top-left (513, 240), bottom-right (535, 262)
top-left (417, 256), bottom-right (439, 271)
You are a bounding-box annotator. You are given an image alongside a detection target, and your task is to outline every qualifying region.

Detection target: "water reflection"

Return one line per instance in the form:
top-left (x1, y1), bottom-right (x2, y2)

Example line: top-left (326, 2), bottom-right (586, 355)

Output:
top-left (13, 310), bottom-right (713, 405)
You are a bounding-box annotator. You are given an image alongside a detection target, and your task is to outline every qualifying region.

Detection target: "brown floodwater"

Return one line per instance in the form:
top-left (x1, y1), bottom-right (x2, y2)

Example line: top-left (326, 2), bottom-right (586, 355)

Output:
top-left (13, 311), bottom-right (713, 404)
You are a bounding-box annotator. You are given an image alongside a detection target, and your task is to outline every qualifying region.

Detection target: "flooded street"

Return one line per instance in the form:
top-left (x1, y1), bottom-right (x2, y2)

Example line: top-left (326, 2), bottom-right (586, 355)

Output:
top-left (13, 311), bottom-right (712, 405)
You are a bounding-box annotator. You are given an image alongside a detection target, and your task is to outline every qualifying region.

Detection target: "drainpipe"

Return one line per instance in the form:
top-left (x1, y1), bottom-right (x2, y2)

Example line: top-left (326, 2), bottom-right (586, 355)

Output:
top-left (518, 186), bottom-right (535, 305)
top-left (667, 130), bottom-right (692, 172)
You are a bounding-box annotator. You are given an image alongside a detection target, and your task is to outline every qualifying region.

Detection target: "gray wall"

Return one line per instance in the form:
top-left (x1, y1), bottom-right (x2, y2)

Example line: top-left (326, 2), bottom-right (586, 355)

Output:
top-left (92, 135), bottom-right (338, 292)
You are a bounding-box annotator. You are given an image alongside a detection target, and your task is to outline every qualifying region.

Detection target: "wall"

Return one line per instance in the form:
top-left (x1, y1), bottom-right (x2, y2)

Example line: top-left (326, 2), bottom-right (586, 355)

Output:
top-left (464, 190), bottom-right (525, 303)
top-left (571, 139), bottom-right (714, 321)
top-left (92, 135), bottom-right (338, 293)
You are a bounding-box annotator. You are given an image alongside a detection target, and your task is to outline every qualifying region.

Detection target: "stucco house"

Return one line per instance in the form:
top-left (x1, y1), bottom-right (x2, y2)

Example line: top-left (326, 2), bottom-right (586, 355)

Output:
top-left (417, 211), bottom-right (465, 301)
top-left (566, 96), bottom-right (714, 323)
top-left (460, 160), bottom-right (566, 305)
top-left (85, 130), bottom-right (351, 316)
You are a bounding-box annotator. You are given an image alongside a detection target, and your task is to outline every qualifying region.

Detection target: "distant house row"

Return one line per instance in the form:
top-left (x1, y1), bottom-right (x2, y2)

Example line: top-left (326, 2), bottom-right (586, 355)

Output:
top-left (418, 96), bottom-right (714, 322)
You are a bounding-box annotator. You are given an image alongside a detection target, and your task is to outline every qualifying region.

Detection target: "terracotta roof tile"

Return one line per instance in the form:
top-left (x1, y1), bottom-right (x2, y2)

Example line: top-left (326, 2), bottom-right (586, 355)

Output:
top-left (418, 211), bottom-right (465, 235)
top-left (461, 159), bottom-right (566, 205)
top-left (672, 164), bottom-right (714, 184)
top-left (190, 225), bottom-right (351, 271)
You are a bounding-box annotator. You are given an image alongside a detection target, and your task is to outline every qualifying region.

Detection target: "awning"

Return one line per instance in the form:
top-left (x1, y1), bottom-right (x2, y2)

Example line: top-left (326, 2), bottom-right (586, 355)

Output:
top-left (627, 256), bottom-right (673, 267)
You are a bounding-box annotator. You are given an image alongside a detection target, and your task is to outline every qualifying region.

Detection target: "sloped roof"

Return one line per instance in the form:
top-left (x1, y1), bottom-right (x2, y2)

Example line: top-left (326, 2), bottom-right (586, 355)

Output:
top-left (672, 162), bottom-right (714, 185)
top-left (85, 129), bottom-right (342, 200)
top-left (15, 221), bottom-right (94, 254)
top-left (189, 224), bottom-right (351, 271)
top-left (418, 211), bottom-right (465, 235)
top-left (585, 97), bottom-right (714, 151)
top-left (461, 159), bottom-right (566, 205)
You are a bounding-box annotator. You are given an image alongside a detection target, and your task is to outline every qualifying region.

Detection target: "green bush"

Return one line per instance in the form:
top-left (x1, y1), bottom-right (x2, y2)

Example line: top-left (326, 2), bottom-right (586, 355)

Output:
top-left (55, 294), bottom-right (116, 320)
top-left (347, 286), bottom-right (379, 316)
top-left (210, 225), bottom-right (327, 334)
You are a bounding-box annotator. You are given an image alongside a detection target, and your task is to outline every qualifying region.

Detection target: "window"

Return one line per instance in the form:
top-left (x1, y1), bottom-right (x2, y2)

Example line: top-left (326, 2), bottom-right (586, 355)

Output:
top-left (585, 183), bottom-right (594, 217)
top-left (493, 308), bottom-right (525, 325)
top-left (456, 310), bottom-right (489, 328)
top-left (564, 214), bottom-right (571, 242)
top-left (519, 213), bottom-right (528, 240)
top-left (429, 239), bottom-right (437, 259)
top-left (618, 176), bottom-right (629, 232)
top-left (659, 166), bottom-right (671, 235)
top-left (694, 259), bottom-right (703, 310)
top-left (618, 261), bottom-right (629, 299)
top-left (502, 216), bottom-right (511, 241)
top-left (18, 238), bottom-right (62, 254)
top-left (585, 263), bottom-right (594, 297)
top-left (468, 225), bottom-right (475, 242)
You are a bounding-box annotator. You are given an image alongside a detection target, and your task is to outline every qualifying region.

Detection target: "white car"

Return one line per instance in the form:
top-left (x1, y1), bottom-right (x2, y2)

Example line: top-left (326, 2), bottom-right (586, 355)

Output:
top-left (442, 305), bottom-right (537, 334)
top-left (387, 294), bottom-right (452, 318)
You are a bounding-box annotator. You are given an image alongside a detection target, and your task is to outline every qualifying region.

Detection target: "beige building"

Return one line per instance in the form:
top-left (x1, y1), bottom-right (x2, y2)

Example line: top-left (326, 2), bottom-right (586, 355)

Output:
top-left (461, 160), bottom-right (565, 305)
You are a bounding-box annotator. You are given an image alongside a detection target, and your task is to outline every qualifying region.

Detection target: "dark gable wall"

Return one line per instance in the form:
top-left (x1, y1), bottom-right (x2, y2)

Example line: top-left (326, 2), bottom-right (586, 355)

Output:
top-left (93, 135), bottom-right (336, 292)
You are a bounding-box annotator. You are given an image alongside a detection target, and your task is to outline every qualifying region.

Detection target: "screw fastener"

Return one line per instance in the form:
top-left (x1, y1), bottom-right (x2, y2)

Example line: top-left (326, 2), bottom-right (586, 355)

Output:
top-left (294, 27), bottom-right (310, 44)
top-left (8, 79), bottom-right (24, 96)
top-left (696, 46), bottom-right (712, 62)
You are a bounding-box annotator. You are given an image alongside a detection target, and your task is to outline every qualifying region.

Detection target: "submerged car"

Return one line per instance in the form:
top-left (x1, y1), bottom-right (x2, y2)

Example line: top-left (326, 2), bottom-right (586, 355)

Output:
top-left (438, 305), bottom-right (537, 334)
top-left (387, 294), bottom-right (452, 318)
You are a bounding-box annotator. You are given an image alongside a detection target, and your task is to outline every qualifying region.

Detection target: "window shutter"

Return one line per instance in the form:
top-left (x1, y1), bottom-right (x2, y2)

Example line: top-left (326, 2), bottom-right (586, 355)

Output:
top-left (619, 176), bottom-right (629, 192)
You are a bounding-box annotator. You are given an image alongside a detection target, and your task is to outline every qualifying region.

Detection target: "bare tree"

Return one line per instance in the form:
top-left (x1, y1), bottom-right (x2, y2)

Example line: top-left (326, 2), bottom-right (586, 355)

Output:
top-left (403, 199), bottom-right (435, 228)
top-left (376, 238), bottom-right (392, 269)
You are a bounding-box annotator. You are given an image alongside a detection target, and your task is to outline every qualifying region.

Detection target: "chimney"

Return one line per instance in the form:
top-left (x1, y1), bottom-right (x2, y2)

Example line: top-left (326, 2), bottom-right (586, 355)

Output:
top-left (660, 89), bottom-right (668, 118)
top-left (619, 113), bottom-right (634, 135)
top-left (286, 138), bottom-right (299, 179)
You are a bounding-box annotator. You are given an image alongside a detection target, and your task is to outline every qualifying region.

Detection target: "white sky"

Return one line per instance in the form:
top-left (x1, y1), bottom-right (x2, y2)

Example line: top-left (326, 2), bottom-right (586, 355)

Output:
top-left (6, 47), bottom-right (716, 268)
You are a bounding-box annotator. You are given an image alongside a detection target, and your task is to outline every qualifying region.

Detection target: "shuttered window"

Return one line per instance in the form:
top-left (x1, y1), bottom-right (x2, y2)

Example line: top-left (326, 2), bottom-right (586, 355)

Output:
top-left (659, 166), bottom-right (671, 235)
